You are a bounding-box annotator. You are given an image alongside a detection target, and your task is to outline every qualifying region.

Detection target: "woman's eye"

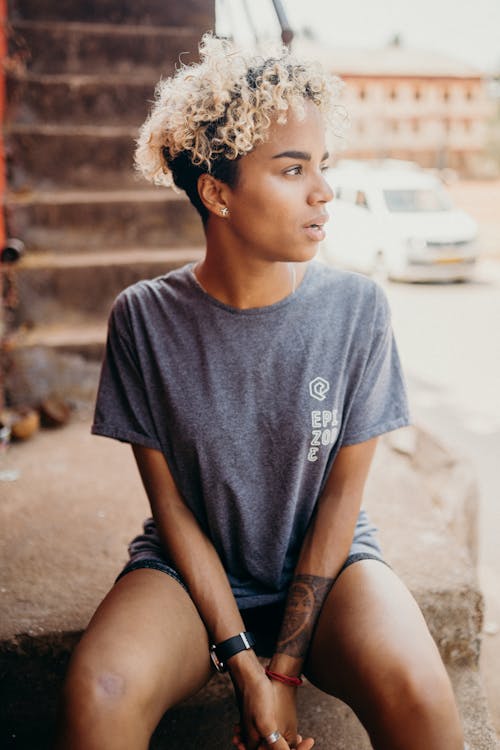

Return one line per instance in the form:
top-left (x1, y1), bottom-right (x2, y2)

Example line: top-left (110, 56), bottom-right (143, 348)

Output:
top-left (285, 165), bottom-right (302, 176)
top-left (320, 163), bottom-right (329, 173)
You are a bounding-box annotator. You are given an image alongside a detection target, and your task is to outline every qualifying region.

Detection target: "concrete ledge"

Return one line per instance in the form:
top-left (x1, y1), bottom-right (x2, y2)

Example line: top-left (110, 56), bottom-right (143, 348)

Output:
top-left (2, 660), bottom-right (498, 749)
top-left (152, 665), bottom-right (500, 750)
top-left (4, 347), bottom-right (102, 407)
top-left (364, 432), bottom-right (483, 666)
top-left (0, 421), bottom-right (496, 747)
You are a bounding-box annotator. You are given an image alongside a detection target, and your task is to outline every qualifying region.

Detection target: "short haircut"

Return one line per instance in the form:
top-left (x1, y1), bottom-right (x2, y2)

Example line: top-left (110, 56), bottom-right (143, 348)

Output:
top-left (135, 34), bottom-right (344, 222)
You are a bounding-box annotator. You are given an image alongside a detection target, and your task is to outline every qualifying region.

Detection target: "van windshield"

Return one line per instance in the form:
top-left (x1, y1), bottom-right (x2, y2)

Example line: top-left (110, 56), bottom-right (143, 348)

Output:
top-left (383, 188), bottom-right (452, 212)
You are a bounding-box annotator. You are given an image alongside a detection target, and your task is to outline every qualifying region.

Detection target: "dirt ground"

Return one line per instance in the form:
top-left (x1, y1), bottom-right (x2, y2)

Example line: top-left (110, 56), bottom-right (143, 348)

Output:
top-left (448, 179), bottom-right (500, 259)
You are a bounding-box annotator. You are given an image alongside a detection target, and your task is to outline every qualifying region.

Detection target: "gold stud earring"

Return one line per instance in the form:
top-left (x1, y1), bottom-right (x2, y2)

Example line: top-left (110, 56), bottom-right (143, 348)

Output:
top-left (220, 207), bottom-right (229, 217)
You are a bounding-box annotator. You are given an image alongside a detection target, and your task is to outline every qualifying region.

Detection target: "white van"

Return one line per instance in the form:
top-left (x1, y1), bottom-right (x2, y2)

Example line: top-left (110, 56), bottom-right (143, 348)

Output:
top-left (320, 161), bottom-right (479, 281)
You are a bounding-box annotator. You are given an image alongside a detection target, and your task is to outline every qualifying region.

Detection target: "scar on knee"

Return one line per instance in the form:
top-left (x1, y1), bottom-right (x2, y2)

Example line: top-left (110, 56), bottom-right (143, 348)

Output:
top-left (97, 672), bottom-right (126, 698)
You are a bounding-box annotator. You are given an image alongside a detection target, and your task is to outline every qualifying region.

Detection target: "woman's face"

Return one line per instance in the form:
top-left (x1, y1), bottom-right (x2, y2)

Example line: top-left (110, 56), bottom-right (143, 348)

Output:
top-left (223, 100), bottom-right (334, 264)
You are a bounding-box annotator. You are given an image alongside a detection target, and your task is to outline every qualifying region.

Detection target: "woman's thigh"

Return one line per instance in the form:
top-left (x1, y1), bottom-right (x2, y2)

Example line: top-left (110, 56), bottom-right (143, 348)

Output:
top-left (304, 559), bottom-right (463, 750)
top-left (57, 568), bottom-right (212, 746)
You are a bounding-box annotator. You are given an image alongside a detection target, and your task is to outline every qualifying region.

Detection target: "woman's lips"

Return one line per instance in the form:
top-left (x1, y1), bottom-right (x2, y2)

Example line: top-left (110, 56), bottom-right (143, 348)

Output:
top-left (304, 224), bottom-right (326, 242)
top-left (303, 214), bottom-right (329, 242)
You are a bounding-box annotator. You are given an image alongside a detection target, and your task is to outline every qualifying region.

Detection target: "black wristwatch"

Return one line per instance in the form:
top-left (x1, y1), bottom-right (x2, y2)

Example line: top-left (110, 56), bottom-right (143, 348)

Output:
top-left (210, 631), bottom-right (256, 673)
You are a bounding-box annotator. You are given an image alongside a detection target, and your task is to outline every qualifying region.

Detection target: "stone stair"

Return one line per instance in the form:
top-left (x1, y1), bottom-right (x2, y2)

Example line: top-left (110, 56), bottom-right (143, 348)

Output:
top-left (3, 0), bottom-right (211, 407)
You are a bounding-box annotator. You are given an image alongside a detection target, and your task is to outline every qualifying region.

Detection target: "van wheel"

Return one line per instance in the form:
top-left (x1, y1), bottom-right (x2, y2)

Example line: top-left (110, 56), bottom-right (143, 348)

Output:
top-left (372, 251), bottom-right (389, 282)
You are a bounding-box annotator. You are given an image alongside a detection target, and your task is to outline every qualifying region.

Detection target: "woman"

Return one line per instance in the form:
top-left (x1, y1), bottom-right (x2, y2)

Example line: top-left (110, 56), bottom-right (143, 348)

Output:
top-left (54, 36), bottom-right (464, 750)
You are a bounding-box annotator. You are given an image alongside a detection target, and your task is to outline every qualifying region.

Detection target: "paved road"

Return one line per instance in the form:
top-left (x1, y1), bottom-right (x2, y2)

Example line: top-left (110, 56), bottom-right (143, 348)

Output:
top-left (381, 259), bottom-right (500, 734)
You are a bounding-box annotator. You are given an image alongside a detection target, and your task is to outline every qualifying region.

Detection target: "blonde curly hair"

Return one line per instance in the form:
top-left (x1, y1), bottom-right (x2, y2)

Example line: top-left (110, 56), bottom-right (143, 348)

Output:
top-left (135, 34), bottom-right (344, 218)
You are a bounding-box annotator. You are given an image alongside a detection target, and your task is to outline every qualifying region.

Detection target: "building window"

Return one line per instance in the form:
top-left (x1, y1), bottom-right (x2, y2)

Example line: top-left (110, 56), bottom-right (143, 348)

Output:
top-left (355, 191), bottom-right (369, 209)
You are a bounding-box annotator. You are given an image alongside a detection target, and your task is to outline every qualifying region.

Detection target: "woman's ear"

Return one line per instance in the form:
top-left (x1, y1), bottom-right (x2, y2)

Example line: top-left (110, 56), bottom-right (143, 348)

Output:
top-left (197, 173), bottom-right (231, 219)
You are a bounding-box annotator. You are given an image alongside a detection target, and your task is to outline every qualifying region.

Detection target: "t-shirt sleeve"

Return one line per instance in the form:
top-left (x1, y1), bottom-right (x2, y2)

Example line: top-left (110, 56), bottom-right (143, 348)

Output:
top-left (91, 294), bottom-right (162, 451)
top-left (341, 287), bottom-right (411, 446)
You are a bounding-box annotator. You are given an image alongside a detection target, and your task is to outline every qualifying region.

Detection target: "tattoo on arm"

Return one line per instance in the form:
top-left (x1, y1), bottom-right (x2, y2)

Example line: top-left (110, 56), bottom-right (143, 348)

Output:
top-left (276, 574), bottom-right (334, 659)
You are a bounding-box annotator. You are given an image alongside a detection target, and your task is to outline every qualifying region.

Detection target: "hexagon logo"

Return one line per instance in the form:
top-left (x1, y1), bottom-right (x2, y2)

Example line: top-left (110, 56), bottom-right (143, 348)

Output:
top-left (309, 377), bottom-right (330, 401)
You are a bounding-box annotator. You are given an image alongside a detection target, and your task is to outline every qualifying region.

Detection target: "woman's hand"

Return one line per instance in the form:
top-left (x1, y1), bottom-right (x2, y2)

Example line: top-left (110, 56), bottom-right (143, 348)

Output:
top-left (230, 666), bottom-right (314, 750)
top-left (268, 681), bottom-right (308, 749)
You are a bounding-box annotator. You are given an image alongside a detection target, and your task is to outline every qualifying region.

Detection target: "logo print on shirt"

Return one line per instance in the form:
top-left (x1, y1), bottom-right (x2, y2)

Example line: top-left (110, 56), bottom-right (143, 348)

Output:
top-left (307, 406), bottom-right (339, 462)
top-left (309, 377), bottom-right (330, 402)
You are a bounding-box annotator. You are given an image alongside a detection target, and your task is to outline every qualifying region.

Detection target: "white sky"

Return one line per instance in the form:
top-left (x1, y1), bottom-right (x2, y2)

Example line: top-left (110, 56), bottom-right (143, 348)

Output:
top-left (216, 0), bottom-right (500, 73)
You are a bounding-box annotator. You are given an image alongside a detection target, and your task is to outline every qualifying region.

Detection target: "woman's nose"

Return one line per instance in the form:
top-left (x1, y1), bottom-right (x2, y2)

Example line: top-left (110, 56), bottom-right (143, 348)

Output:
top-left (309, 174), bottom-right (334, 205)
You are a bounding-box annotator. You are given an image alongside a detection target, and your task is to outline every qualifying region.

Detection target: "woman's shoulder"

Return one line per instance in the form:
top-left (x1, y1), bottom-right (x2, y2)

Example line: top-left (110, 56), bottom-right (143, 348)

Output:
top-left (308, 261), bottom-right (389, 318)
top-left (111, 263), bottom-right (195, 317)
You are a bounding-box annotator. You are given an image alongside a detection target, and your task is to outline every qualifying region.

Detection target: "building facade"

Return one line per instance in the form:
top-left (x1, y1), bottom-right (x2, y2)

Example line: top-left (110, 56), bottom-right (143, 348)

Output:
top-left (297, 41), bottom-right (494, 175)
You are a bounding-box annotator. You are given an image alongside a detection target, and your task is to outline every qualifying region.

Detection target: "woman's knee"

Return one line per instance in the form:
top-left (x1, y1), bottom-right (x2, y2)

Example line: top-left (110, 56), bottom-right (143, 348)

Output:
top-left (59, 649), bottom-right (159, 732)
top-left (366, 654), bottom-right (464, 747)
top-left (383, 656), bottom-right (455, 713)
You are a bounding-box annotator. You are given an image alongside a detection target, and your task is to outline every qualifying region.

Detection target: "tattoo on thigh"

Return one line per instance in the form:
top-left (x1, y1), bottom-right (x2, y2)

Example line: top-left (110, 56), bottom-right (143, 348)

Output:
top-left (276, 574), bottom-right (334, 658)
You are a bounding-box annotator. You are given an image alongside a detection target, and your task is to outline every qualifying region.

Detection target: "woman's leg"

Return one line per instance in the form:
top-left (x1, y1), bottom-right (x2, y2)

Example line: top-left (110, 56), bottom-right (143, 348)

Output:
top-left (53, 568), bottom-right (212, 750)
top-left (304, 559), bottom-right (464, 750)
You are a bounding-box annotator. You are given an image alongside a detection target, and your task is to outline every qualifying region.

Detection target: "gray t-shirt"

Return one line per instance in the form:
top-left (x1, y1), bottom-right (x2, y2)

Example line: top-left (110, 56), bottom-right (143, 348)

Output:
top-left (92, 261), bottom-right (410, 606)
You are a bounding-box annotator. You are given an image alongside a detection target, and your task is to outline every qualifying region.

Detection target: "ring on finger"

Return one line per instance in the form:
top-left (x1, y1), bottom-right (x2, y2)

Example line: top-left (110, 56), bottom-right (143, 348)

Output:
top-left (265, 731), bottom-right (281, 744)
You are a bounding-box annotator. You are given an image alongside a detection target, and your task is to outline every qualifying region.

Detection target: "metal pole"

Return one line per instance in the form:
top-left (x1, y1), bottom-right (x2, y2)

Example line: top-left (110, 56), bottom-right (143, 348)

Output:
top-left (270, 0), bottom-right (294, 47)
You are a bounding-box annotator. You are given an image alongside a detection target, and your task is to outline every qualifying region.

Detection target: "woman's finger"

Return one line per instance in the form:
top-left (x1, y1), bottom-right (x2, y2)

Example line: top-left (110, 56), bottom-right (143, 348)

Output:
top-left (261, 731), bottom-right (291, 749)
top-left (232, 722), bottom-right (248, 750)
top-left (297, 738), bottom-right (314, 750)
top-left (232, 733), bottom-right (246, 750)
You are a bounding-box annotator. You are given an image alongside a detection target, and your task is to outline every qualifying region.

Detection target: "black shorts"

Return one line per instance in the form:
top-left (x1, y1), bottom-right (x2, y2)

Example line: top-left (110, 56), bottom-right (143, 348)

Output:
top-left (115, 511), bottom-right (387, 657)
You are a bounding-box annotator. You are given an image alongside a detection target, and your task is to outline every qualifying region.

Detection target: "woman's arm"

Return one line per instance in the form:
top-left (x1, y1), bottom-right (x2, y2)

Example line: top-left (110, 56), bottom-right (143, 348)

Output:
top-left (269, 436), bottom-right (379, 680)
top-left (132, 444), bottom-right (249, 646)
top-left (132, 445), bottom-right (309, 750)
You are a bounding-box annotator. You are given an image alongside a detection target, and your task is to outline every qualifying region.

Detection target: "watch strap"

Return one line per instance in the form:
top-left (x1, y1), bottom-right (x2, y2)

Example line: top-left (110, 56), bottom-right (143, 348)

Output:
top-left (210, 631), bottom-right (256, 672)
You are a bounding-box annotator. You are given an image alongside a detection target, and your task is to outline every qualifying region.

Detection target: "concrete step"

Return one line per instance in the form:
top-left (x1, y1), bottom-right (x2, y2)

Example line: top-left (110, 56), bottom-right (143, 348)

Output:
top-left (11, 247), bottom-right (203, 326)
top-left (5, 249), bottom-right (203, 406)
top-left (6, 189), bottom-right (204, 251)
top-left (0, 422), bottom-right (497, 748)
top-left (8, 20), bottom-right (201, 76)
top-left (3, 332), bottom-right (105, 408)
top-left (2, 665), bottom-right (498, 749)
top-left (6, 73), bottom-right (156, 127)
top-left (11, 320), bottom-right (108, 358)
top-left (3, 327), bottom-right (103, 407)
top-left (5, 124), bottom-right (140, 190)
top-left (159, 665), bottom-right (500, 750)
top-left (8, 0), bottom-right (214, 27)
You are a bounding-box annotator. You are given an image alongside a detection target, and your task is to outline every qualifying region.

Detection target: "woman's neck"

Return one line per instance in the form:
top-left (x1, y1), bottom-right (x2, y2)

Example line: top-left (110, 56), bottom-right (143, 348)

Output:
top-left (193, 252), bottom-right (301, 310)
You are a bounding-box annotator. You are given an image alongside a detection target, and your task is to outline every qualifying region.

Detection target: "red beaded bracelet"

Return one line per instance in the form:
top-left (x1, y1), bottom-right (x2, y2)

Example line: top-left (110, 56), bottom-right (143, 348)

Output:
top-left (265, 667), bottom-right (303, 686)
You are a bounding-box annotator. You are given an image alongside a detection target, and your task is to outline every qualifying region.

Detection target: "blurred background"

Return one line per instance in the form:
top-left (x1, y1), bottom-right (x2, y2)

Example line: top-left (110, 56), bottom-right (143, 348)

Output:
top-left (0, 0), bottom-right (499, 745)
